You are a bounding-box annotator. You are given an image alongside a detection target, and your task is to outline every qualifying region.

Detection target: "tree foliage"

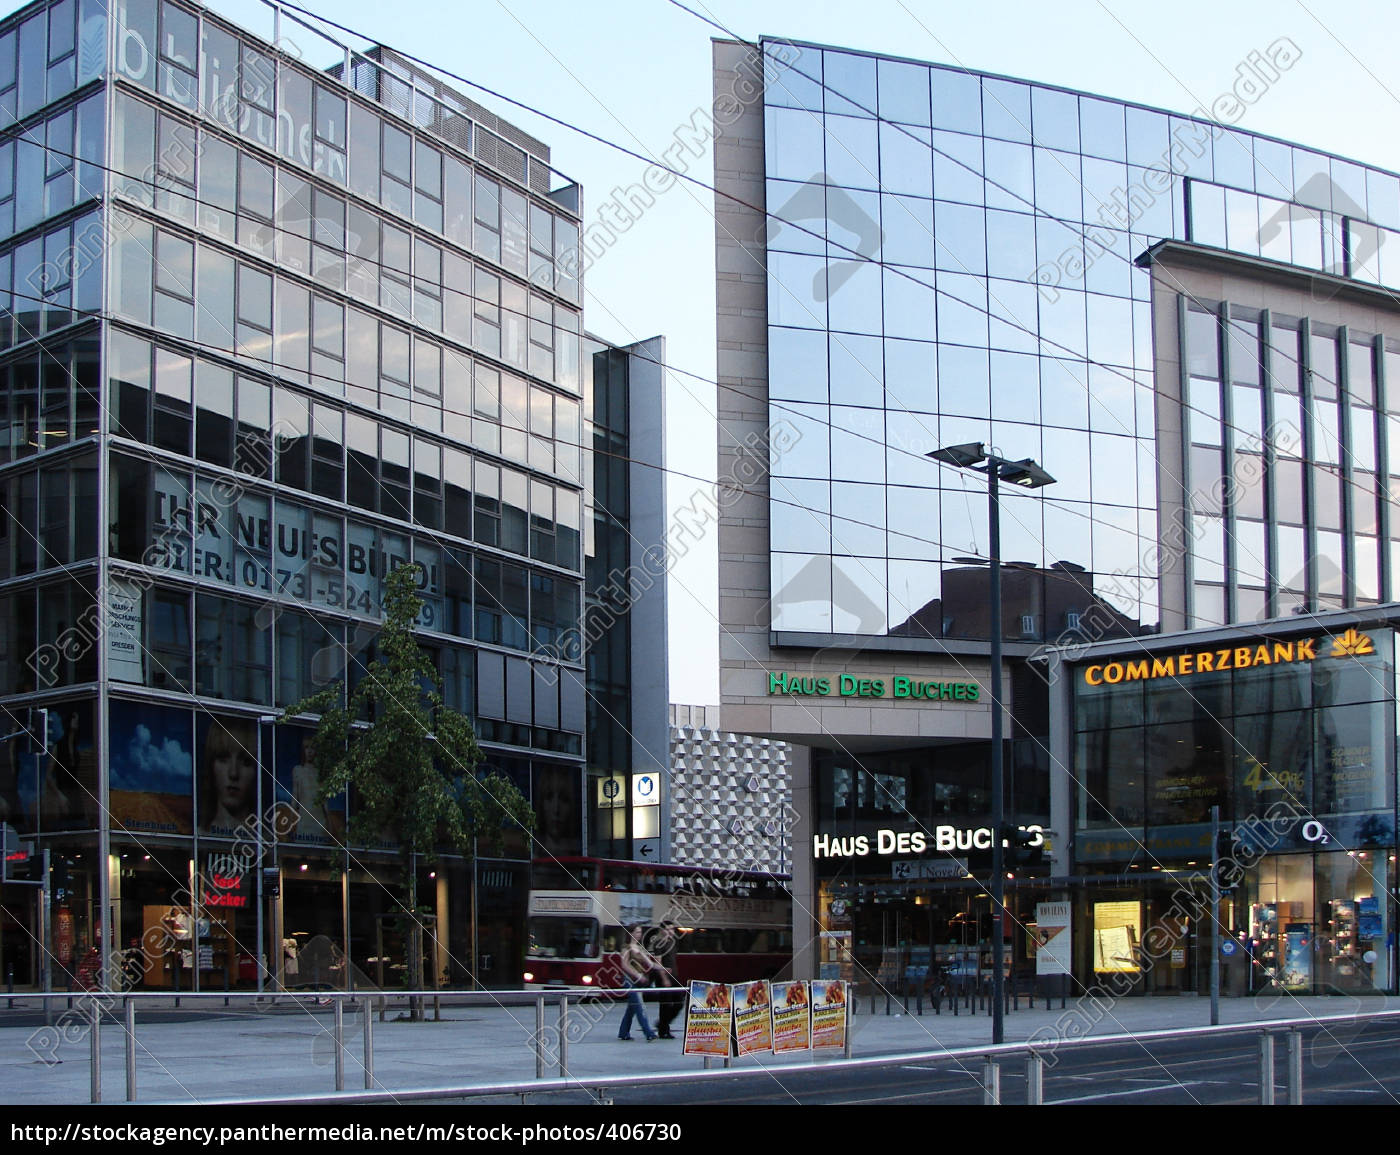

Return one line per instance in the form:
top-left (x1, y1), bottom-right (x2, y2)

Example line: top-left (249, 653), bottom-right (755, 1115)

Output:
top-left (281, 563), bottom-right (534, 994)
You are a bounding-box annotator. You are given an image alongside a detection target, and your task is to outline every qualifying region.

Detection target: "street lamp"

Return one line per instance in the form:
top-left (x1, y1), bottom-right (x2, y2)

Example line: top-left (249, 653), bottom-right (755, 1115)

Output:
top-left (927, 442), bottom-right (1055, 1045)
top-left (256, 715), bottom-right (277, 998)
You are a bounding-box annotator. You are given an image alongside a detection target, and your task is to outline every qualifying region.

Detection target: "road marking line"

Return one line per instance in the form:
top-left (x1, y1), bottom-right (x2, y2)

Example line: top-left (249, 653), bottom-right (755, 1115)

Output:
top-left (1051, 1081), bottom-right (1204, 1104)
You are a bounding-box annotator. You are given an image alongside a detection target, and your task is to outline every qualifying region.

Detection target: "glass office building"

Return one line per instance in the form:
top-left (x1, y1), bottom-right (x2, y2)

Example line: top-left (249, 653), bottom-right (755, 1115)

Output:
top-left (713, 36), bottom-right (1400, 989)
top-left (0, 0), bottom-right (587, 992)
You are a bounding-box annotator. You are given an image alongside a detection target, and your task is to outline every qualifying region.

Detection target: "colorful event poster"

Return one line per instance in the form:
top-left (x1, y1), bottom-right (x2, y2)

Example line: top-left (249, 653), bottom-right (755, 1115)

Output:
top-left (682, 980), bottom-right (732, 1058)
top-left (810, 979), bottom-right (848, 1051)
top-left (771, 981), bottom-right (811, 1053)
top-left (732, 980), bottom-right (773, 1056)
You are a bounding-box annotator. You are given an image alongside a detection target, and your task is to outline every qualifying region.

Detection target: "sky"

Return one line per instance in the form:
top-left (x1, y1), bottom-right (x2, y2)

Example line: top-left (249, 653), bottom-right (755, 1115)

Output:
top-left (180, 1), bottom-right (1400, 704)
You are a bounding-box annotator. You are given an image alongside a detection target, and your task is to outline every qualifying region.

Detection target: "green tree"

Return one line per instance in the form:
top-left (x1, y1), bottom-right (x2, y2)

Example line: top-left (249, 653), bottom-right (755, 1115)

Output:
top-left (283, 563), bottom-right (534, 1016)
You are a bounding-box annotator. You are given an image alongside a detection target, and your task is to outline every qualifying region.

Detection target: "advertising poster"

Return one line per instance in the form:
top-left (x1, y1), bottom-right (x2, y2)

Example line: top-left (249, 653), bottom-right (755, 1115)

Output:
top-left (1034, 902), bottom-right (1072, 976)
top-left (534, 763), bottom-right (582, 858)
top-left (27, 702), bottom-right (97, 833)
top-left (274, 724), bottom-right (346, 845)
top-left (196, 714), bottom-right (262, 838)
top-left (810, 980), bottom-right (848, 1051)
top-left (1093, 901), bottom-right (1142, 973)
top-left (1358, 896), bottom-right (1382, 941)
top-left (771, 981), bottom-right (811, 1053)
top-left (109, 701), bottom-right (193, 835)
top-left (732, 980), bottom-right (773, 1056)
top-left (682, 980), bottom-right (732, 1058)
top-left (106, 577), bottom-right (145, 684)
top-left (1283, 925), bottom-right (1313, 989)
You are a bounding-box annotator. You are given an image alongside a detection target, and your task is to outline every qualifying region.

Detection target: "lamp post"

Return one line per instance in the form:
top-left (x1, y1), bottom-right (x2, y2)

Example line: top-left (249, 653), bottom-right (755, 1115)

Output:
top-left (256, 714), bottom-right (277, 998)
top-left (927, 443), bottom-right (1055, 1045)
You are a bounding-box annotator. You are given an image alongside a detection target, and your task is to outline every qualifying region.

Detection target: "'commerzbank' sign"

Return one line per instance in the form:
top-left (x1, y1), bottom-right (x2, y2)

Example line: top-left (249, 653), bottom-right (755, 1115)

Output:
top-left (1081, 628), bottom-right (1375, 687)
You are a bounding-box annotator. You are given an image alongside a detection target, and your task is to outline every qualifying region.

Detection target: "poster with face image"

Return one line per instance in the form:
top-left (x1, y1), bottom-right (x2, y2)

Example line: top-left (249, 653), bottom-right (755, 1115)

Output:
top-left (534, 763), bottom-right (582, 858)
top-left (810, 980), bottom-right (848, 1051)
top-left (771, 981), bottom-right (811, 1053)
top-left (109, 702), bottom-right (193, 835)
top-left (196, 715), bottom-right (265, 838)
top-left (682, 981), bottom-right (732, 1058)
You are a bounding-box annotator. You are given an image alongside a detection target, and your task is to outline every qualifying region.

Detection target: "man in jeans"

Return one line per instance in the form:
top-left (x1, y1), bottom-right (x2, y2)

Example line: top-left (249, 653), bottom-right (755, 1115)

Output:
top-left (617, 925), bottom-right (657, 1041)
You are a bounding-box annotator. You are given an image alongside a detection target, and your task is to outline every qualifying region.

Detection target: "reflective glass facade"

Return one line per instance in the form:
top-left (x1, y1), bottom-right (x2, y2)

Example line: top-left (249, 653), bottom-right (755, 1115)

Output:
top-left (1178, 293), bottom-right (1400, 626)
top-left (0, 0), bottom-right (586, 991)
top-left (759, 39), bottom-right (1400, 645)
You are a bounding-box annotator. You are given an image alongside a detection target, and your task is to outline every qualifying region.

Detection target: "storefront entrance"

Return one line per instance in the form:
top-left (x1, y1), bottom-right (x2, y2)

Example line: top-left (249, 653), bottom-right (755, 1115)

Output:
top-left (818, 877), bottom-right (1053, 991)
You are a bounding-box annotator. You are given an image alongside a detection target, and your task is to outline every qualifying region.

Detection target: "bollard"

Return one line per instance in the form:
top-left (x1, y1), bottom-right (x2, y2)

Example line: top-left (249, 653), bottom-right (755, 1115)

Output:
top-left (1026, 1053), bottom-right (1043, 1105)
top-left (1258, 1031), bottom-right (1277, 1104)
top-left (885, 985), bottom-right (891, 1016)
top-left (89, 999), bottom-right (101, 1104)
top-left (916, 982), bottom-right (922, 1017)
top-left (363, 1003), bottom-right (374, 1090)
top-left (982, 1057), bottom-right (1000, 1105)
top-left (334, 998), bottom-right (345, 1092)
top-left (535, 996), bottom-right (545, 1079)
top-left (1287, 1029), bottom-right (1302, 1105)
top-left (559, 997), bottom-right (569, 1078)
top-left (843, 998), bottom-right (853, 1060)
top-left (125, 1000), bottom-right (137, 1103)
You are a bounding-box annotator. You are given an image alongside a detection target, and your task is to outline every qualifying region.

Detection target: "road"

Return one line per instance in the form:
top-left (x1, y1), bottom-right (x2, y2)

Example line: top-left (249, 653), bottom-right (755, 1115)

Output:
top-left (460, 1018), bottom-right (1400, 1106)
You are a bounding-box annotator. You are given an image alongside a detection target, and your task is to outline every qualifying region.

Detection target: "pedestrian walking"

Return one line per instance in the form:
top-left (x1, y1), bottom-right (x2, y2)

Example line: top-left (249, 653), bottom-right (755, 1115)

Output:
top-left (617, 925), bottom-right (657, 1042)
top-left (650, 921), bottom-right (684, 1039)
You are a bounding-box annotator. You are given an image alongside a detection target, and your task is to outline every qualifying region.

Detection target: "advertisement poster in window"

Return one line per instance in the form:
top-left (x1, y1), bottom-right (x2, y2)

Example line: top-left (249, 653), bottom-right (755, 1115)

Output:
top-left (771, 980), bottom-right (811, 1053)
top-left (107, 576), bottom-right (145, 684)
top-left (274, 724), bottom-right (346, 845)
top-left (1093, 901), bottom-right (1141, 973)
top-left (196, 714), bottom-right (261, 838)
top-left (30, 701), bottom-right (96, 832)
top-left (1282, 924), bottom-right (1312, 989)
top-left (109, 700), bottom-right (193, 834)
top-left (1033, 902), bottom-right (1072, 976)
top-left (534, 763), bottom-right (581, 858)
top-left (810, 980), bottom-right (848, 1050)
top-left (682, 980), bottom-right (731, 1058)
top-left (731, 980), bottom-right (772, 1055)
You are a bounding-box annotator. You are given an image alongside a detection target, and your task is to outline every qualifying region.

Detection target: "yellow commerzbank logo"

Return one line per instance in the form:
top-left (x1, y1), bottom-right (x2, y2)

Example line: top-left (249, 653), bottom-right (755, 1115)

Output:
top-left (1083, 630), bottom-right (1374, 686)
top-left (1329, 627), bottom-right (1375, 658)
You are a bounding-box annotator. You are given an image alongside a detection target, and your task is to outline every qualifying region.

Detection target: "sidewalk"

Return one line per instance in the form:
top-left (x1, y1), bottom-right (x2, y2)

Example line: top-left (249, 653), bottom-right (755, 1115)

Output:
top-left (0, 989), bottom-right (1389, 1104)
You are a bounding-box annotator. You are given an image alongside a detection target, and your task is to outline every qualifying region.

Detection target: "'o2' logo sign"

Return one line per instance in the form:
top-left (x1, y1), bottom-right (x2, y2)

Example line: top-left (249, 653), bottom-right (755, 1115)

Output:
top-left (1301, 819), bottom-right (1331, 845)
